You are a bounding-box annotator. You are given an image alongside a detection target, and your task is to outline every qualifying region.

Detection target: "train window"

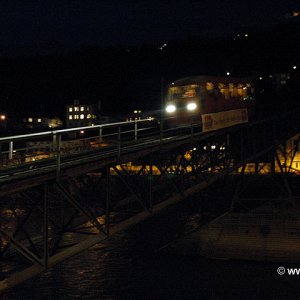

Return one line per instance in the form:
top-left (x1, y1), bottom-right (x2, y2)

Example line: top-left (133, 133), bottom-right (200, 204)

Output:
top-left (206, 82), bottom-right (214, 91)
top-left (233, 86), bottom-right (238, 97)
top-left (168, 86), bottom-right (183, 100)
top-left (219, 83), bottom-right (229, 100)
top-left (229, 83), bottom-right (235, 97)
top-left (237, 84), bottom-right (244, 97)
top-left (184, 89), bottom-right (196, 97)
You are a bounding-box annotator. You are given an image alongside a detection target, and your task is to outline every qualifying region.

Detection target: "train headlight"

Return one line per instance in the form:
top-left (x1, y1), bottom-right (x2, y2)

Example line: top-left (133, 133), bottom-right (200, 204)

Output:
top-left (187, 103), bottom-right (197, 111)
top-left (166, 104), bottom-right (176, 113)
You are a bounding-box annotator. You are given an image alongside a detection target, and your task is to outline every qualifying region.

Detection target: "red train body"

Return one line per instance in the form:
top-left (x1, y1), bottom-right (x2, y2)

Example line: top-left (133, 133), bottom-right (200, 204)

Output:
top-left (164, 75), bottom-right (255, 130)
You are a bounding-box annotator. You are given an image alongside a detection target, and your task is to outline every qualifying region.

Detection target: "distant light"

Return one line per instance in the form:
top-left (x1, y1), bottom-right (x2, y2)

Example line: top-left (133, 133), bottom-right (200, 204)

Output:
top-left (166, 104), bottom-right (176, 113)
top-left (245, 33), bottom-right (248, 37)
top-left (193, 148), bottom-right (197, 151)
top-left (269, 75), bottom-right (273, 78)
top-left (226, 72), bottom-right (230, 76)
top-left (259, 77), bottom-right (263, 80)
top-left (187, 103), bottom-right (197, 111)
top-left (80, 130), bottom-right (84, 134)
top-left (0, 115), bottom-right (6, 120)
top-left (293, 65), bottom-right (297, 70)
top-left (171, 82), bottom-right (174, 85)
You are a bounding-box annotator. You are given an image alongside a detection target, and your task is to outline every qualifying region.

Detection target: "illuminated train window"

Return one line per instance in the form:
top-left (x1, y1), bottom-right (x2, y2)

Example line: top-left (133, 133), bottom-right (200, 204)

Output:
top-left (237, 84), bottom-right (244, 97)
top-left (206, 82), bottom-right (214, 91)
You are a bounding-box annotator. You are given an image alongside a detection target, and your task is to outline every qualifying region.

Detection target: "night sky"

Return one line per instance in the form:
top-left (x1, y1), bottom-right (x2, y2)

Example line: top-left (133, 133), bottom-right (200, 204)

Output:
top-left (0, 0), bottom-right (298, 49)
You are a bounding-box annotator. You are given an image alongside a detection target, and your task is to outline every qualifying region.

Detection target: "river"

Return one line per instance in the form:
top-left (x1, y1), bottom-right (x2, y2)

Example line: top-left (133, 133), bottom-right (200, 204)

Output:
top-left (2, 199), bottom-right (300, 299)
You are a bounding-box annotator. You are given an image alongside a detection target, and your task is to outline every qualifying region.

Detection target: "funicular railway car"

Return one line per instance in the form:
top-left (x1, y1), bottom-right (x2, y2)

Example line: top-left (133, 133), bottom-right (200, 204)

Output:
top-left (164, 75), bottom-right (255, 131)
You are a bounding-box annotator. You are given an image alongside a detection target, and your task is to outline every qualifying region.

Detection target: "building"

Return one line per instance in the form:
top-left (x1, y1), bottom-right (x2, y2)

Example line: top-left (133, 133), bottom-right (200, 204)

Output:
top-left (66, 100), bottom-right (97, 128)
top-left (23, 116), bottom-right (62, 129)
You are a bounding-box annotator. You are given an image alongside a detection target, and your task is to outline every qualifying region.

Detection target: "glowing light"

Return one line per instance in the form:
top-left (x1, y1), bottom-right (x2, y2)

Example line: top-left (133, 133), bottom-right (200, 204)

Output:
top-left (259, 77), bottom-right (263, 80)
top-left (0, 115), bottom-right (6, 120)
top-left (187, 103), bottom-right (197, 111)
top-left (293, 66), bottom-right (297, 70)
top-left (166, 104), bottom-right (176, 113)
top-left (80, 130), bottom-right (84, 134)
top-left (226, 72), bottom-right (230, 76)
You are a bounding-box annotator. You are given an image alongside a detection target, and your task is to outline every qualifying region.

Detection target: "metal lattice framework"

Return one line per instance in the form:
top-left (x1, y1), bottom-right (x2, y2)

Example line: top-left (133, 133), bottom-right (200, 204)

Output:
top-left (0, 111), bottom-right (300, 292)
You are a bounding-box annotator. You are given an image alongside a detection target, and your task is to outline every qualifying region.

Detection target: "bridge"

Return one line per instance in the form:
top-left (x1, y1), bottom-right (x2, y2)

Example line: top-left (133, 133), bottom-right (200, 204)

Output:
top-left (0, 112), bottom-right (300, 292)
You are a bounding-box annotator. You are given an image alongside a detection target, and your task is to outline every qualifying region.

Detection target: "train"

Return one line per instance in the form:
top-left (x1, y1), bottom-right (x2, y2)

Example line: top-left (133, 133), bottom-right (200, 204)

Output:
top-left (164, 75), bottom-right (255, 131)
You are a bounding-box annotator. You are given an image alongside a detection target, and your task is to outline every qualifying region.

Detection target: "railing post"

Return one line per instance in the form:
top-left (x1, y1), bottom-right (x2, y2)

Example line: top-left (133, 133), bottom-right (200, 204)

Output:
top-left (0, 142), bottom-right (2, 165)
top-left (149, 156), bottom-right (153, 212)
top-left (99, 126), bottom-right (103, 144)
top-left (52, 133), bottom-right (57, 158)
top-left (160, 120), bottom-right (163, 147)
top-left (9, 141), bottom-right (13, 160)
top-left (117, 125), bottom-right (121, 158)
top-left (43, 182), bottom-right (49, 269)
top-left (56, 133), bottom-right (61, 179)
top-left (134, 120), bottom-right (138, 141)
top-left (106, 166), bottom-right (110, 236)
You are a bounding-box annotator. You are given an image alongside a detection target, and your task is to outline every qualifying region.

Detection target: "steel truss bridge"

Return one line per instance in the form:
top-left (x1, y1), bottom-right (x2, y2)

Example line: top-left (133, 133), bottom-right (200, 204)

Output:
top-left (0, 113), bottom-right (300, 292)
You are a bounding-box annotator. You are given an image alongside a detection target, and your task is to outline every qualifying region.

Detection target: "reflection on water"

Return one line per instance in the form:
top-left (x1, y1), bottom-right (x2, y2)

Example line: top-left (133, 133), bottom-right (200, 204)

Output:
top-left (2, 201), bottom-right (300, 299)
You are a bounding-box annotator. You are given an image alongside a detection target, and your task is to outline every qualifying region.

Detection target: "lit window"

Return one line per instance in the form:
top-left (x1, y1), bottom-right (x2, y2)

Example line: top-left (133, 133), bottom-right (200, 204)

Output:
top-left (74, 107), bottom-right (79, 112)
top-left (69, 115), bottom-right (73, 120)
top-left (28, 118), bottom-right (33, 122)
top-left (80, 106), bottom-right (84, 111)
top-left (80, 114), bottom-right (84, 119)
top-left (206, 82), bottom-right (214, 91)
top-left (37, 118), bottom-right (42, 123)
top-left (229, 83), bottom-right (235, 97)
top-left (74, 115), bottom-right (79, 119)
top-left (87, 114), bottom-right (91, 119)
top-left (69, 107), bottom-right (73, 112)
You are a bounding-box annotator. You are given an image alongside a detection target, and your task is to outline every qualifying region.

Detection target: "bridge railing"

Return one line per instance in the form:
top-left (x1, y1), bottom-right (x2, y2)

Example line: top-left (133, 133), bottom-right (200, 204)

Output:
top-left (0, 118), bottom-right (157, 169)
